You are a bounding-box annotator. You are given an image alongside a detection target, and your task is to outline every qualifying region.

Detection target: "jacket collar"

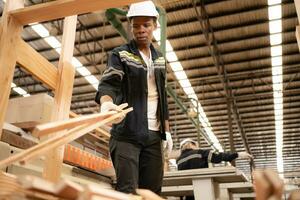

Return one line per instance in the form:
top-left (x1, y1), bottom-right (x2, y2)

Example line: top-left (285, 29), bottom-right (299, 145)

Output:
top-left (128, 39), bottom-right (159, 61)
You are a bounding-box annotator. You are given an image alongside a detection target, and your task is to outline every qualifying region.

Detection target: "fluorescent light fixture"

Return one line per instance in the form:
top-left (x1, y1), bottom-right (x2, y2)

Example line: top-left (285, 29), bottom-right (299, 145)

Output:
top-left (183, 87), bottom-right (195, 95)
top-left (44, 36), bottom-right (61, 49)
top-left (174, 71), bottom-right (187, 80)
top-left (269, 20), bottom-right (282, 34)
top-left (273, 82), bottom-right (282, 91)
top-left (268, 5), bottom-right (282, 20)
top-left (272, 74), bottom-right (282, 84)
top-left (188, 94), bottom-right (198, 100)
top-left (153, 28), bottom-right (161, 41)
top-left (271, 45), bottom-right (282, 57)
top-left (72, 57), bottom-right (83, 68)
top-left (179, 79), bottom-right (191, 88)
top-left (55, 48), bottom-right (61, 54)
top-left (31, 24), bottom-right (50, 37)
top-left (85, 75), bottom-right (99, 85)
top-left (11, 82), bottom-right (16, 88)
top-left (170, 62), bottom-right (183, 72)
top-left (274, 97), bottom-right (283, 106)
top-left (92, 83), bottom-right (98, 90)
top-left (23, 94), bottom-right (31, 97)
top-left (271, 56), bottom-right (282, 66)
top-left (268, 0), bottom-right (281, 5)
top-left (270, 33), bottom-right (282, 45)
top-left (77, 67), bottom-right (91, 76)
top-left (166, 40), bottom-right (173, 52)
top-left (166, 51), bottom-right (178, 62)
top-left (269, 1), bottom-right (284, 175)
top-left (13, 87), bottom-right (28, 95)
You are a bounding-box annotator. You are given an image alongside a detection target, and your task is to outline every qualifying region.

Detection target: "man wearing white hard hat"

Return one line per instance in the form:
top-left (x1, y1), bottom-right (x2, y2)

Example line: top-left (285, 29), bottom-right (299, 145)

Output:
top-left (177, 138), bottom-right (253, 200)
top-left (95, 0), bottom-right (173, 194)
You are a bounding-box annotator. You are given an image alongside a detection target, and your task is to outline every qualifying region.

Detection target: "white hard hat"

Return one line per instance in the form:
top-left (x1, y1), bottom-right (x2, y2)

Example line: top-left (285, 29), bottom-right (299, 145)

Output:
top-left (180, 138), bottom-right (197, 149)
top-left (127, 1), bottom-right (159, 18)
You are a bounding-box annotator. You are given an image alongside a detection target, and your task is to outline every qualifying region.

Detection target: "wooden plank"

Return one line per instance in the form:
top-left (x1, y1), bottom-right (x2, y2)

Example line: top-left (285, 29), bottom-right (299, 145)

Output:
top-left (0, 108), bottom-right (132, 170)
top-left (33, 103), bottom-right (127, 138)
top-left (16, 39), bottom-right (58, 90)
top-left (70, 111), bottom-right (110, 139)
top-left (55, 179), bottom-right (84, 199)
top-left (10, 0), bottom-right (143, 25)
top-left (12, 121), bottom-right (40, 132)
top-left (43, 15), bottom-right (78, 182)
top-left (0, 0), bottom-right (24, 139)
top-left (1, 130), bottom-right (37, 149)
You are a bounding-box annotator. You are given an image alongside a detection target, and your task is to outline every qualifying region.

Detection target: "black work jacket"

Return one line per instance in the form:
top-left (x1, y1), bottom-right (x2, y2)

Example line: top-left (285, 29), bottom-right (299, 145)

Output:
top-left (95, 40), bottom-right (169, 145)
top-left (177, 149), bottom-right (238, 170)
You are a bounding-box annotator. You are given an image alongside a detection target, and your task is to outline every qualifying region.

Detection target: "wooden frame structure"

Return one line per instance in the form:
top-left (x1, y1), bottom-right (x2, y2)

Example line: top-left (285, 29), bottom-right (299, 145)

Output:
top-left (0, 0), bottom-right (142, 182)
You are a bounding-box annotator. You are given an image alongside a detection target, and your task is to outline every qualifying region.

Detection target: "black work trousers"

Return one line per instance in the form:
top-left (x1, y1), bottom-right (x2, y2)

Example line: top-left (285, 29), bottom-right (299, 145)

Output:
top-left (109, 130), bottom-right (164, 194)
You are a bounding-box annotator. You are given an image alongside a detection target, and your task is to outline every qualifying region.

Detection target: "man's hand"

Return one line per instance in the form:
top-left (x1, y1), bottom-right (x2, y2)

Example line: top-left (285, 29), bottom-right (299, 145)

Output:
top-left (238, 152), bottom-right (253, 159)
top-left (100, 101), bottom-right (125, 124)
top-left (163, 131), bottom-right (173, 158)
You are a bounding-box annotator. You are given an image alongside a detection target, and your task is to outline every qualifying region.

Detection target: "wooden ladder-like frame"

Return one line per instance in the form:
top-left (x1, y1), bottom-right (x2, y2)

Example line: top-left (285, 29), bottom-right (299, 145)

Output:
top-left (0, 0), bottom-right (141, 182)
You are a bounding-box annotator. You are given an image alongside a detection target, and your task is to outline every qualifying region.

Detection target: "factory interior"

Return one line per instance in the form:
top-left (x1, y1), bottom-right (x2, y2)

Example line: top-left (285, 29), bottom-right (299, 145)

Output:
top-left (0, 0), bottom-right (300, 199)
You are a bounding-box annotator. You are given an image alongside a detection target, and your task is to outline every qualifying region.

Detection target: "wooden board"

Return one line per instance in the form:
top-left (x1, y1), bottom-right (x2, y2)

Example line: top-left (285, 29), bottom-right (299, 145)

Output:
top-left (1, 130), bottom-right (37, 149)
top-left (0, 0), bottom-right (24, 138)
top-left (42, 16), bottom-right (77, 182)
top-left (16, 39), bottom-right (58, 90)
top-left (55, 179), bottom-right (84, 199)
top-left (12, 121), bottom-right (40, 132)
top-left (11, 0), bottom-right (143, 25)
top-left (5, 93), bottom-right (54, 124)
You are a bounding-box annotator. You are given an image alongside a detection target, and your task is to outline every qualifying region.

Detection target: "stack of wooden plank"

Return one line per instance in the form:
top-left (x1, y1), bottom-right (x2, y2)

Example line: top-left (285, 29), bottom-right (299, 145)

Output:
top-left (0, 172), bottom-right (164, 200)
top-left (64, 144), bottom-right (113, 172)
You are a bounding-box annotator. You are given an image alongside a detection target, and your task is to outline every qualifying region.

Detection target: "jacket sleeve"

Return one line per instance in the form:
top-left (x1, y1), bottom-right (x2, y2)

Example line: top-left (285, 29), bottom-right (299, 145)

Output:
top-left (210, 151), bottom-right (238, 163)
top-left (95, 51), bottom-right (124, 104)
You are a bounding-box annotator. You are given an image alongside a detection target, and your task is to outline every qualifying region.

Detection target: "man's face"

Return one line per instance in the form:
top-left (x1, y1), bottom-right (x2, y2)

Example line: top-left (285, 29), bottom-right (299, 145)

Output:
top-left (130, 16), bottom-right (157, 47)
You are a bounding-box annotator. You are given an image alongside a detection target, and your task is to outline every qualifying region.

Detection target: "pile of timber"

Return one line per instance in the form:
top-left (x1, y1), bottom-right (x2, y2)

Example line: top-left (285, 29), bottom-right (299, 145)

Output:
top-left (0, 172), bottom-right (163, 200)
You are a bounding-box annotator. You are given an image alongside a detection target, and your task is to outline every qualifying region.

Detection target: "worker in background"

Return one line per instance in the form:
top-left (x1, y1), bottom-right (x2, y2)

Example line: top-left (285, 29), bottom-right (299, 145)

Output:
top-left (95, 1), bottom-right (173, 195)
top-left (177, 138), bottom-right (253, 200)
top-left (177, 138), bottom-right (253, 170)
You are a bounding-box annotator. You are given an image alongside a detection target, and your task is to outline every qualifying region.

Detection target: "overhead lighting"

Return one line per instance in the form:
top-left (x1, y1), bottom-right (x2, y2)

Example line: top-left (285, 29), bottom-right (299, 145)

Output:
top-left (270, 33), bottom-right (282, 45)
top-left (44, 36), bottom-right (61, 49)
top-left (269, 20), bottom-right (282, 34)
top-left (268, 1), bottom-right (284, 175)
top-left (268, 0), bottom-right (281, 5)
top-left (92, 84), bottom-right (98, 90)
top-left (166, 51), bottom-right (178, 62)
top-left (71, 58), bottom-right (83, 68)
top-left (179, 79), bottom-right (191, 88)
top-left (85, 75), bottom-right (99, 85)
top-left (31, 24), bottom-right (50, 38)
top-left (170, 61), bottom-right (183, 72)
top-left (268, 5), bottom-right (282, 20)
top-left (13, 87), bottom-right (28, 95)
top-left (166, 40), bottom-right (174, 52)
top-left (11, 82), bottom-right (16, 88)
top-left (271, 45), bottom-right (282, 57)
top-left (188, 94), bottom-right (198, 100)
top-left (174, 71), bottom-right (187, 80)
top-left (183, 87), bottom-right (194, 95)
top-left (55, 48), bottom-right (61, 54)
top-left (271, 56), bottom-right (282, 66)
top-left (77, 67), bottom-right (91, 76)
top-left (23, 94), bottom-right (31, 97)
